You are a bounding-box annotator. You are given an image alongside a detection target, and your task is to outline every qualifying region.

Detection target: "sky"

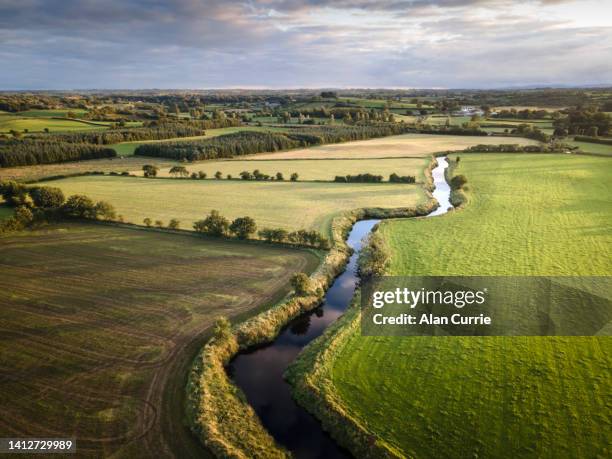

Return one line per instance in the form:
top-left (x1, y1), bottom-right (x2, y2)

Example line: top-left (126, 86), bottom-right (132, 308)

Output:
top-left (0, 0), bottom-right (611, 90)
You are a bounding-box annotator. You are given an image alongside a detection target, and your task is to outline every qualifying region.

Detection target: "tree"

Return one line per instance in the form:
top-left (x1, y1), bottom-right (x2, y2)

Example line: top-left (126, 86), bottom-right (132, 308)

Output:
top-left (191, 172), bottom-right (198, 179)
top-left (193, 210), bottom-right (229, 236)
top-left (214, 171), bottom-right (222, 179)
top-left (63, 195), bottom-right (97, 218)
top-left (290, 173), bottom-right (299, 181)
top-left (14, 206), bottom-right (34, 225)
top-left (240, 171), bottom-right (252, 180)
top-left (168, 218), bottom-right (180, 229)
top-left (276, 172), bottom-right (284, 181)
top-left (142, 164), bottom-right (159, 177)
top-left (143, 217), bottom-right (152, 227)
top-left (29, 186), bottom-right (65, 208)
top-left (198, 171), bottom-right (207, 179)
top-left (155, 220), bottom-right (164, 228)
top-left (229, 216), bottom-right (257, 239)
top-left (94, 201), bottom-right (116, 220)
top-left (290, 272), bottom-right (312, 296)
top-left (169, 165), bottom-right (189, 178)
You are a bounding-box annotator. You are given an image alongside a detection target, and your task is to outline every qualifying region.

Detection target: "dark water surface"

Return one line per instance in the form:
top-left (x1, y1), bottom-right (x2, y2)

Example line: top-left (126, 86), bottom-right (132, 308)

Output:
top-left (227, 158), bottom-right (451, 458)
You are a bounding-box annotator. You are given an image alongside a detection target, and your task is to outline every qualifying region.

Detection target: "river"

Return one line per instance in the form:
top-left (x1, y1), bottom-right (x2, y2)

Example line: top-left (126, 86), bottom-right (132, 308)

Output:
top-left (227, 156), bottom-right (452, 458)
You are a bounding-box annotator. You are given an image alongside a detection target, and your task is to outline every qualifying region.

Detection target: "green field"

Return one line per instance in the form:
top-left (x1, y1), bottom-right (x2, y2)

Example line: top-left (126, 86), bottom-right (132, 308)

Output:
top-left (248, 134), bottom-right (539, 160)
top-left (38, 176), bottom-right (426, 234)
top-left (148, 157), bottom-right (430, 181)
top-left (296, 153), bottom-right (612, 458)
top-left (0, 115), bottom-right (109, 134)
top-left (108, 126), bottom-right (288, 156)
top-left (567, 140), bottom-right (612, 156)
top-left (0, 223), bottom-right (319, 457)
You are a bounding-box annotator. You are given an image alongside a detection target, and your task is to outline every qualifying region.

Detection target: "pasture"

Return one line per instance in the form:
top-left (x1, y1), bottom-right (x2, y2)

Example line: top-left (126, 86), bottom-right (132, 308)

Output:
top-left (246, 134), bottom-right (539, 160)
top-left (296, 153), bottom-right (612, 458)
top-left (567, 140), bottom-right (612, 156)
top-left (38, 176), bottom-right (426, 234)
top-left (0, 223), bottom-right (319, 457)
top-left (0, 115), bottom-right (109, 134)
top-left (148, 157), bottom-right (430, 182)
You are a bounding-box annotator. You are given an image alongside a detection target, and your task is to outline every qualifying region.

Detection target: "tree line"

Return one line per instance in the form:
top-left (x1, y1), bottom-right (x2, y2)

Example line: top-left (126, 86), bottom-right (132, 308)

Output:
top-left (553, 107), bottom-right (611, 137)
top-left (0, 180), bottom-right (117, 233)
top-left (191, 210), bottom-right (329, 249)
top-left (0, 140), bottom-right (116, 168)
top-left (134, 124), bottom-right (413, 161)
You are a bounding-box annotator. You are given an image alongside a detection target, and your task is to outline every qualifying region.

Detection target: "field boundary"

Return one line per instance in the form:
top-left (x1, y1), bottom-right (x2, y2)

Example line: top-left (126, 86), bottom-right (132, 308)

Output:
top-left (185, 158), bottom-right (440, 458)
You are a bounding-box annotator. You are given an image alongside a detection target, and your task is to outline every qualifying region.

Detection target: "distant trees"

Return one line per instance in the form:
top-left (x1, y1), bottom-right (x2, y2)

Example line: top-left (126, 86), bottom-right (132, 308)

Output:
top-left (276, 172), bottom-right (284, 181)
top-left (258, 228), bottom-right (288, 243)
top-left (143, 164), bottom-right (159, 177)
top-left (334, 173), bottom-right (383, 183)
top-left (237, 169), bottom-right (292, 181)
top-left (168, 218), bottom-right (180, 229)
top-left (290, 173), bottom-right (299, 181)
top-left (169, 165), bottom-right (189, 178)
top-left (229, 216), bottom-right (257, 239)
top-left (0, 140), bottom-right (116, 167)
top-left (62, 195), bottom-right (97, 218)
top-left (94, 201), bottom-right (117, 221)
top-left (553, 107), bottom-right (611, 136)
top-left (143, 217), bottom-right (152, 227)
top-left (389, 173), bottom-right (416, 183)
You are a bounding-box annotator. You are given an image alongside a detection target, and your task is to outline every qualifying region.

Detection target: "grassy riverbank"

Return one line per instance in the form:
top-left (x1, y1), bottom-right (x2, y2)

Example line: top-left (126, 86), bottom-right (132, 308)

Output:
top-left (290, 153), bottom-right (612, 458)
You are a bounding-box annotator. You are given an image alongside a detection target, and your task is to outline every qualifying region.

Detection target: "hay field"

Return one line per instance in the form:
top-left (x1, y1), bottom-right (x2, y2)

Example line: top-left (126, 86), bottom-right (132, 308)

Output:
top-left (148, 157), bottom-right (430, 181)
top-left (38, 176), bottom-right (426, 234)
top-left (0, 223), bottom-right (319, 457)
top-left (245, 134), bottom-right (539, 160)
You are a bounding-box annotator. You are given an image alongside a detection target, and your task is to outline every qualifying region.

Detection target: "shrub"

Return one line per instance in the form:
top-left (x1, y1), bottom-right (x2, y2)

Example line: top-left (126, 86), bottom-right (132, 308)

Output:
top-left (198, 171), bottom-right (207, 179)
top-left (450, 174), bottom-right (468, 189)
top-left (358, 232), bottom-right (390, 278)
top-left (214, 171), bottom-right (222, 179)
top-left (290, 272), bottom-right (312, 296)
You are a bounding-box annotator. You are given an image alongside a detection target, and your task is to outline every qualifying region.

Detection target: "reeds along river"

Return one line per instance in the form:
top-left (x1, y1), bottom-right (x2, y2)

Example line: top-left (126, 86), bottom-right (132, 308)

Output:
top-left (227, 157), bottom-right (452, 458)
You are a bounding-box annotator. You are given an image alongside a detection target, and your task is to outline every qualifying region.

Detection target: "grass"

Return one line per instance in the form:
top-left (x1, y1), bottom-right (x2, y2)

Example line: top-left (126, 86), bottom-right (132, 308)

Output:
top-left (0, 204), bottom-right (13, 220)
top-left (15, 109), bottom-right (89, 118)
top-left (148, 157), bottom-right (430, 181)
top-left (37, 176), bottom-right (426, 234)
top-left (108, 126), bottom-right (289, 156)
top-left (297, 153), bottom-right (612, 458)
top-left (246, 134), bottom-right (539, 160)
top-left (0, 222), bottom-right (319, 457)
top-left (0, 116), bottom-right (109, 134)
top-left (567, 140), bottom-right (612, 156)
top-left (0, 156), bottom-right (181, 182)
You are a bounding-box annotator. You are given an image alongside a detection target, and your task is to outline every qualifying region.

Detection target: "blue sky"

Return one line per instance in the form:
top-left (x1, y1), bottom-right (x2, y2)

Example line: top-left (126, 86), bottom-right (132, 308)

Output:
top-left (0, 0), bottom-right (611, 89)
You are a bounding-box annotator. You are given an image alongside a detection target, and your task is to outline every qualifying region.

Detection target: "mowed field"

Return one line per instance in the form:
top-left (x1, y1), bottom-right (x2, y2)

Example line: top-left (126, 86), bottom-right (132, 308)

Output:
top-left (148, 157), bottom-right (430, 181)
top-left (0, 156), bottom-right (181, 182)
top-left (297, 154), bottom-right (612, 458)
top-left (246, 134), bottom-right (539, 159)
top-left (0, 223), bottom-right (319, 457)
top-left (38, 176), bottom-right (427, 234)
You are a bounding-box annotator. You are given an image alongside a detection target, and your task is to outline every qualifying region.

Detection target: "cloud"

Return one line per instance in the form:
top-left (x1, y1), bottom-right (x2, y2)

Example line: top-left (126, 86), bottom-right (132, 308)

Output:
top-left (0, 0), bottom-right (610, 89)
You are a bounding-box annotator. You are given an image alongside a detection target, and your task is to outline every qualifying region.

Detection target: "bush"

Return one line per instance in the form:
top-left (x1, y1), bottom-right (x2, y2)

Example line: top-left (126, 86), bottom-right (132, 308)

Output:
top-left (358, 232), bottom-right (390, 278)
top-left (450, 174), bottom-right (468, 189)
top-left (290, 272), bottom-right (312, 296)
top-left (198, 171), bottom-right (207, 179)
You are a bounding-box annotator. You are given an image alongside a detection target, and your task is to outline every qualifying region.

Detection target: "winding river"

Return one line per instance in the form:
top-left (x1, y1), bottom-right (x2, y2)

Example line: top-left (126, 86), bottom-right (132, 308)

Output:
top-left (227, 156), bottom-right (452, 458)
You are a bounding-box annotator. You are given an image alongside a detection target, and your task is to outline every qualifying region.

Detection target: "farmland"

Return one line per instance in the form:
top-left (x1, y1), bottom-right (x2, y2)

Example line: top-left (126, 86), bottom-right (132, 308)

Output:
top-left (0, 156), bottom-right (181, 182)
top-left (148, 157), bottom-right (430, 181)
top-left (37, 175), bottom-right (426, 234)
top-left (247, 134), bottom-right (539, 160)
top-left (293, 153), bottom-right (612, 458)
top-left (0, 115), bottom-right (109, 134)
top-left (0, 223), bottom-right (319, 457)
